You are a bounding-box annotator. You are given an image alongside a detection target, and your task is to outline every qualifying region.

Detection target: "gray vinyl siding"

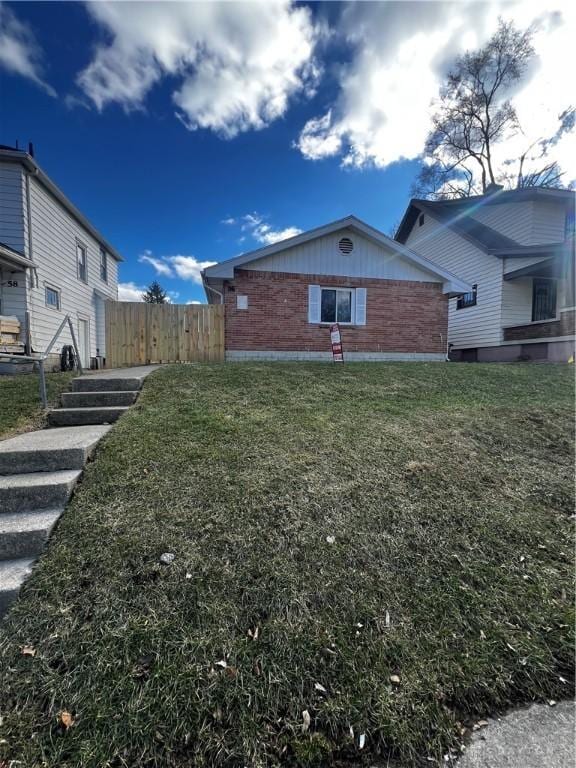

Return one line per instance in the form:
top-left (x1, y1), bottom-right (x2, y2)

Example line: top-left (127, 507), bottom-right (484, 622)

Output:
top-left (26, 174), bottom-right (118, 357)
top-left (0, 163), bottom-right (26, 253)
top-left (405, 215), bottom-right (503, 348)
top-left (531, 201), bottom-right (567, 244)
top-left (470, 202), bottom-right (534, 245)
top-left (471, 199), bottom-right (566, 245)
top-left (501, 277), bottom-right (533, 327)
top-left (247, 228), bottom-right (443, 283)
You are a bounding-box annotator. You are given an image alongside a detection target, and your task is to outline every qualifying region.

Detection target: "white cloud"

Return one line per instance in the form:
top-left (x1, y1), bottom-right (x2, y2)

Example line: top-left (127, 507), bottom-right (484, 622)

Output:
top-left (168, 255), bottom-right (218, 284)
top-left (221, 217), bottom-right (237, 226)
top-left (0, 3), bottom-right (55, 96)
top-left (186, 300), bottom-right (202, 305)
top-left (118, 281), bottom-right (144, 302)
top-left (139, 250), bottom-right (173, 277)
top-left (77, 1), bottom-right (320, 138)
top-left (137, 250), bottom-right (217, 284)
top-left (295, 1), bottom-right (576, 184)
top-left (240, 212), bottom-right (302, 245)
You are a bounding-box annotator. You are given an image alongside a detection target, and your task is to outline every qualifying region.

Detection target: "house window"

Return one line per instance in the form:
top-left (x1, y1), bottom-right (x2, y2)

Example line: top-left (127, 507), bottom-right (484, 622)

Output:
top-left (456, 284), bottom-right (477, 310)
top-left (77, 242), bottom-right (87, 283)
top-left (418, 214), bottom-right (425, 227)
top-left (321, 288), bottom-right (353, 324)
top-left (532, 278), bottom-right (557, 321)
top-left (100, 248), bottom-right (108, 282)
top-left (45, 286), bottom-right (60, 310)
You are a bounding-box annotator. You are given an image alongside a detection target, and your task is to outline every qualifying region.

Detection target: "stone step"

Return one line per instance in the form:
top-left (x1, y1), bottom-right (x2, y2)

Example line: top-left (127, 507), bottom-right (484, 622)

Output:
top-left (0, 558), bottom-right (34, 617)
top-left (61, 390), bottom-right (138, 408)
top-left (0, 425), bottom-right (112, 475)
top-left (72, 377), bottom-right (142, 393)
top-left (0, 469), bottom-right (81, 515)
top-left (48, 406), bottom-right (129, 427)
top-left (0, 508), bottom-right (62, 560)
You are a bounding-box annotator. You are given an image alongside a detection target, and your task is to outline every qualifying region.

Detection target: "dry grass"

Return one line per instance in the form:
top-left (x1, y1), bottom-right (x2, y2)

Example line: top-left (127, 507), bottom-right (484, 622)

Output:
top-left (0, 362), bottom-right (573, 767)
top-left (0, 371), bottom-right (75, 438)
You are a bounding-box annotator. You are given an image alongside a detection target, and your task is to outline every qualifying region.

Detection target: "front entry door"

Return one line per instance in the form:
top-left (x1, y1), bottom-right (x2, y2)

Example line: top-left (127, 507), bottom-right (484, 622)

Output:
top-left (78, 318), bottom-right (90, 368)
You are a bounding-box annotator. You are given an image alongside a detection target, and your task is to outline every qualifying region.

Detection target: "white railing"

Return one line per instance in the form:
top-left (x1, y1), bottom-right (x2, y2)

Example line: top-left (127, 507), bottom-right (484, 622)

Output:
top-left (0, 314), bottom-right (83, 408)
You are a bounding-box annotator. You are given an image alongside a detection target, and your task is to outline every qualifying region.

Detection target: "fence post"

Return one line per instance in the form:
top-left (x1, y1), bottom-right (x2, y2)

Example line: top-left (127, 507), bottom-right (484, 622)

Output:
top-left (38, 359), bottom-right (48, 409)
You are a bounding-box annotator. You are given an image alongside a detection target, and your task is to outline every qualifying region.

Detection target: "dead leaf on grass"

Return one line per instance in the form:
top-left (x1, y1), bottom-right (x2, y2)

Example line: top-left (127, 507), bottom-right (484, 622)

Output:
top-left (58, 710), bottom-right (74, 729)
top-left (302, 710), bottom-right (311, 732)
top-left (405, 461), bottom-right (436, 474)
top-left (21, 645), bottom-right (36, 657)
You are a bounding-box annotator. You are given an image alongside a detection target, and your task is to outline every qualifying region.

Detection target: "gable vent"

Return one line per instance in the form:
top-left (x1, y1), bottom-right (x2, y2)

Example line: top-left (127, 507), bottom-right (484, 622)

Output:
top-left (338, 236), bottom-right (354, 254)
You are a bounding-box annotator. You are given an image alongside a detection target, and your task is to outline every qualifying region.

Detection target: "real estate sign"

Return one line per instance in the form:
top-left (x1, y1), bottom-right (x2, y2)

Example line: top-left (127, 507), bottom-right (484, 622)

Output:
top-left (330, 323), bottom-right (344, 362)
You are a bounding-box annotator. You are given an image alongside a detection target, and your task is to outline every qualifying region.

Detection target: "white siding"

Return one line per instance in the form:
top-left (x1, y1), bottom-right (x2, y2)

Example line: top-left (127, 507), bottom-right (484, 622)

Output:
top-left (246, 228), bottom-right (443, 283)
top-left (470, 201), bottom-right (534, 244)
top-left (0, 268), bottom-right (27, 337)
top-left (0, 163), bottom-right (26, 253)
top-left (471, 199), bottom-right (566, 245)
top-left (501, 277), bottom-right (533, 327)
top-left (503, 255), bottom-right (547, 274)
top-left (406, 214), bottom-right (503, 348)
top-left (26, 174), bottom-right (118, 358)
top-left (531, 201), bottom-right (566, 244)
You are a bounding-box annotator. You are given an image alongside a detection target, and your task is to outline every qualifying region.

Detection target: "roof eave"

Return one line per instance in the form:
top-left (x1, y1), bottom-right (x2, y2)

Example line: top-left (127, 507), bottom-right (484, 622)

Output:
top-left (0, 149), bottom-right (124, 262)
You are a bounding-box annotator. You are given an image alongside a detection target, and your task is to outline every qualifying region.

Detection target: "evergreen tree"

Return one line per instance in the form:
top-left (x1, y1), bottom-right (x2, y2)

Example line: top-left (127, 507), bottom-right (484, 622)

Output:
top-left (142, 281), bottom-right (168, 304)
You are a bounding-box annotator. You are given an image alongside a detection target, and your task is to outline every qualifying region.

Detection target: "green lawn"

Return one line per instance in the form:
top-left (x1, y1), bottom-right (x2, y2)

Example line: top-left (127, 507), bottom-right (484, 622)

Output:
top-left (0, 363), bottom-right (574, 767)
top-left (0, 371), bottom-right (75, 438)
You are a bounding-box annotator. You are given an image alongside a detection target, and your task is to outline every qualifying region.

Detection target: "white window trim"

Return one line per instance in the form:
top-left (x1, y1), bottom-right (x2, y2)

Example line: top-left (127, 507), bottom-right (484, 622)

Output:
top-left (319, 286), bottom-right (356, 325)
top-left (99, 248), bottom-right (108, 283)
top-left (76, 240), bottom-right (88, 284)
top-left (45, 284), bottom-right (61, 311)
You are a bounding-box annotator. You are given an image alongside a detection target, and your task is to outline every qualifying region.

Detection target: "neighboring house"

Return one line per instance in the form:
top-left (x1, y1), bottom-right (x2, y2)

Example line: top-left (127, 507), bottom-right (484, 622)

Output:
top-left (202, 215), bottom-right (470, 361)
top-left (395, 187), bottom-right (575, 362)
top-left (0, 145), bottom-right (121, 369)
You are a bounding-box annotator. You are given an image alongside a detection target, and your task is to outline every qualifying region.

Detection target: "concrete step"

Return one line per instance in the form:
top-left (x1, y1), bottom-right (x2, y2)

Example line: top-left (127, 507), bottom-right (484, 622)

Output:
top-left (0, 558), bottom-right (34, 617)
top-left (0, 425), bottom-right (112, 475)
top-left (48, 407), bottom-right (129, 427)
top-left (61, 390), bottom-right (138, 408)
top-left (0, 508), bottom-right (62, 560)
top-left (72, 377), bottom-right (142, 393)
top-left (0, 469), bottom-right (81, 514)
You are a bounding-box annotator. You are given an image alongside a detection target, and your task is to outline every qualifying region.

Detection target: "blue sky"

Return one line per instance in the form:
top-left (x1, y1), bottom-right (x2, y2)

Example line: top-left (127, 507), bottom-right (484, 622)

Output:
top-left (0, 1), bottom-right (573, 303)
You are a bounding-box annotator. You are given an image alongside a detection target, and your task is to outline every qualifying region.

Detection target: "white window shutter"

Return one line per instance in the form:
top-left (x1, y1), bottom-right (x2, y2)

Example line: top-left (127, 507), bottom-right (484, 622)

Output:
top-left (355, 287), bottom-right (367, 325)
top-left (308, 284), bottom-right (321, 323)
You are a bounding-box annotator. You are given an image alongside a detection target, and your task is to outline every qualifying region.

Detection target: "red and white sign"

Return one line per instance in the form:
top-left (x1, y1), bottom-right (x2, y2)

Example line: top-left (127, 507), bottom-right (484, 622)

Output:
top-left (330, 323), bottom-right (344, 362)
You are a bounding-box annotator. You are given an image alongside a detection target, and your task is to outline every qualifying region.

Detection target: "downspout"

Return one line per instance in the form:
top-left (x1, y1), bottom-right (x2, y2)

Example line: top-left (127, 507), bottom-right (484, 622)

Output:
top-left (202, 274), bottom-right (224, 304)
top-left (24, 169), bottom-right (38, 354)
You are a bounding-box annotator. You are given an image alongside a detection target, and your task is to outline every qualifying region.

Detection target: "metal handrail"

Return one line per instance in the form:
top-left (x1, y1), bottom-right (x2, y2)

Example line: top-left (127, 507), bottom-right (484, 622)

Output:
top-left (0, 314), bottom-right (83, 408)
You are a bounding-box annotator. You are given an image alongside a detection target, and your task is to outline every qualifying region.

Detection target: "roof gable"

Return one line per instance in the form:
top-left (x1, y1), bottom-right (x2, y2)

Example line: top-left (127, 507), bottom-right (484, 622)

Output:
top-left (203, 215), bottom-right (470, 294)
top-left (396, 187), bottom-right (575, 253)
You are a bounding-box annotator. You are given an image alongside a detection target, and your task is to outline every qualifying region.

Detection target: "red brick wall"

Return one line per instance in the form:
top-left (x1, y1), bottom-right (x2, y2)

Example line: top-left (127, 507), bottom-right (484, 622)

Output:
top-left (224, 270), bottom-right (449, 353)
top-left (503, 309), bottom-right (576, 342)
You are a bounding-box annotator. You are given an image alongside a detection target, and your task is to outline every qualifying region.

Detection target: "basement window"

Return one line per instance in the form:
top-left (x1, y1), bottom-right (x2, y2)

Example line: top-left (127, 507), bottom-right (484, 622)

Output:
top-left (456, 284), bottom-right (477, 310)
top-left (45, 286), bottom-right (61, 310)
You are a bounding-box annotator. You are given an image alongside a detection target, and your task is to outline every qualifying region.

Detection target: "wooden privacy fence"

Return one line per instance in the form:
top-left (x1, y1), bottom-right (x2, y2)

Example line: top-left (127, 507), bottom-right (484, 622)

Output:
top-left (105, 302), bottom-right (225, 367)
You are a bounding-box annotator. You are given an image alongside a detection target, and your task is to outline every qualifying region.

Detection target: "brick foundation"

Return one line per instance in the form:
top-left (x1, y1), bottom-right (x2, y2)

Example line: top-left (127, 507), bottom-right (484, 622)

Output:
top-left (223, 270), bottom-right (449, 354)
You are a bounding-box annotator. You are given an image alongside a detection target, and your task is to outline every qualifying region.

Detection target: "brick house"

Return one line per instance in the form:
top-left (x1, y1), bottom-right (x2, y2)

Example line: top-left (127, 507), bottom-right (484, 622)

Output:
top-left (202, 216), bottom-right (470, 361)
